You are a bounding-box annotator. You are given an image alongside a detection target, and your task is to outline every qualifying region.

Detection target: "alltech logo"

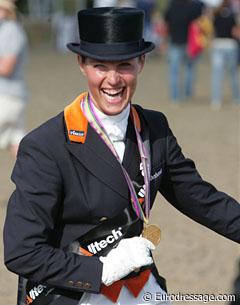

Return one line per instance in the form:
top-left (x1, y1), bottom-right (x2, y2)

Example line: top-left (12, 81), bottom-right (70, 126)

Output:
top-left (87, 227), bottom-right (123, 254)
top-left (25, 284), bottom-right (46, 304)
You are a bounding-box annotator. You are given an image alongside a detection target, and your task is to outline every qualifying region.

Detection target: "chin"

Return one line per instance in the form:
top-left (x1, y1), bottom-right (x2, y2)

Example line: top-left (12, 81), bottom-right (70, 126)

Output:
top-left (104, 108), bottom-right (122, 116)
top-left (105, 104), bottom-right (128, 116)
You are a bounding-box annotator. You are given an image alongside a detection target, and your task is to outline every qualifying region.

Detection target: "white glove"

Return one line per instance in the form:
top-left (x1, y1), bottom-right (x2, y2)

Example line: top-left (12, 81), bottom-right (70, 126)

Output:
top-left (99, 236), bottom-right (155, 286)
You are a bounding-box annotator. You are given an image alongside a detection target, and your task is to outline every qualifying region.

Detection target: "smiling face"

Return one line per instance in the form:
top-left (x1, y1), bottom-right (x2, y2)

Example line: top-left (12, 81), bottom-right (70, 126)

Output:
top-left (78, 56), bottom-right (145, 115)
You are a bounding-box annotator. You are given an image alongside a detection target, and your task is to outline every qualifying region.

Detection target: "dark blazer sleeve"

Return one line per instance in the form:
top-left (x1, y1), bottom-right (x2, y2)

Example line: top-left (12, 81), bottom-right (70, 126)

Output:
top-left (3, 135), bottom-right (103, 294)
top-left (159, 116), bottom-right (240, 243)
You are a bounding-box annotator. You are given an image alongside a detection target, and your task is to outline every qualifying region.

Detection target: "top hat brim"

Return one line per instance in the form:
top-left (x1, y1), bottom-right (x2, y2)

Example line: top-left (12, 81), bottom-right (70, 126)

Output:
top-left (67, 41), bottom-right (155, 61)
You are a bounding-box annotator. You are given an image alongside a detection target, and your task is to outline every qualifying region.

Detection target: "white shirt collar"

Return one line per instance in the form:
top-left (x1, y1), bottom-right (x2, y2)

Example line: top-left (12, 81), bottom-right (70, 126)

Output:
top-left (91, 103), bottom-right (130, 142)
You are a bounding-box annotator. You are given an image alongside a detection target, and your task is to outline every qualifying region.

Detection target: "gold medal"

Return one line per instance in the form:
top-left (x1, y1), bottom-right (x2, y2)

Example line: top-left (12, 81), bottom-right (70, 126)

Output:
top-left (142, 224), bottom-right (161, 247)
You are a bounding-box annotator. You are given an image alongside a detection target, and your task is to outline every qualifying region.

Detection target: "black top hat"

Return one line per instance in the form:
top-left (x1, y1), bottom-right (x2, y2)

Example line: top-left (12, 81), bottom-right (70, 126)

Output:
top-left (67, 7), bottom-right (155, 61)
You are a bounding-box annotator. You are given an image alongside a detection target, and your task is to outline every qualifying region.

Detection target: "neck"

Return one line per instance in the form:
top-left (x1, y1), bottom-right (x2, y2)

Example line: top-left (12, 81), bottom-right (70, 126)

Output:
top-left (91, 101), bottom-right (130, 127)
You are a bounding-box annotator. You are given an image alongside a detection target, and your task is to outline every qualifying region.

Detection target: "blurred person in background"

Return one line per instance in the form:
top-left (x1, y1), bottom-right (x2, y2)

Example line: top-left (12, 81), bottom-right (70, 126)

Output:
top-left (118, 0), bottom-right (136, 7)
top-left (0, 0), bottom-right (28, 157)
top-left (94, 0), bottom-right (136, 8)
top-left (52, 0), bottom-right (79, 53)
top-left (211, 0), bottom-right (240, 109)
top-left (231, 0), bottom-right (240, 14)
top-left (136, 0), bottom-right (156, 41)
top-left (164, 0), bottom-right (204, 103)
top-left (27, 0), bottom-right (52, 20)
top-left (230, 0), bottom-right (240, 65)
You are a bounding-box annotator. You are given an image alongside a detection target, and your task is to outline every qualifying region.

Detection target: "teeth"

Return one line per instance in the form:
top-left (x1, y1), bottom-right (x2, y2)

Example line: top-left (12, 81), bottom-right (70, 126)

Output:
top-left (102, 89), bottom-right (123, 96)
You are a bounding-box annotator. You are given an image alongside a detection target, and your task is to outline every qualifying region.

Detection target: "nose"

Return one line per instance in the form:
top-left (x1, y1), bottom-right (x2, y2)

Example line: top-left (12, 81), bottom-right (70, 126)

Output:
top-left (107, 70), bottom-right (121, 86)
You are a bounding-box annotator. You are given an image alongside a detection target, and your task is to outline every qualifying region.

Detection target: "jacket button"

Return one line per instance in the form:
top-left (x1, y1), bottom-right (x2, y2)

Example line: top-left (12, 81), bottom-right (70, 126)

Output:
top-left (84, 282), bottom-right (92, 289)
top-left (75, 281), bottom-right (84, 287)
top-left (68, 281), bottom-right (74, 286)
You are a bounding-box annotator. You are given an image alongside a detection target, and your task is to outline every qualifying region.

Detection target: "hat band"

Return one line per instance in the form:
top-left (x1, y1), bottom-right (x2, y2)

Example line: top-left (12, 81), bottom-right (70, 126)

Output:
top-left (80, 39), bottom-right (144, 56)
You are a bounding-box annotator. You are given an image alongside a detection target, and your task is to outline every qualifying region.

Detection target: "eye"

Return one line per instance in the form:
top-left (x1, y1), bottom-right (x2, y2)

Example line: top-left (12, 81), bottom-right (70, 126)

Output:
top-left (118, 62), bottom-right (133, 72)
top-left (94, 64), bottom-right (107, 69)
top-left (119, 63), bottom-right (131, 68)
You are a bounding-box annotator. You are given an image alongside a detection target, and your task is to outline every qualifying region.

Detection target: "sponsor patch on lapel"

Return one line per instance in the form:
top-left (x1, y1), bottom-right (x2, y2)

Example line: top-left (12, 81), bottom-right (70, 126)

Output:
top-left (69, 130), bottom-right (85, 137)
top-left (150, 168), bottom-right (162, 181)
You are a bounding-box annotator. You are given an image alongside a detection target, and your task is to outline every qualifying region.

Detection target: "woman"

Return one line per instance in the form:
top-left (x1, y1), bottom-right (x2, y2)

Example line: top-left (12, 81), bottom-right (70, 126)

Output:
top-left (164, 0), bottom-right (204, 103)
top-left (211, 0), bottom-right (240, 108)
top-left (4, 6), bottom-right (240, 305)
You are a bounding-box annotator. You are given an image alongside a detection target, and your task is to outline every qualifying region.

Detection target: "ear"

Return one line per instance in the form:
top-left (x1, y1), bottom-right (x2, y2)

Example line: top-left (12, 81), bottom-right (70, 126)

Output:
top-left (138, 55), bottom-right (145, 73)
top-left (77, 55), bottom-right (86, 76)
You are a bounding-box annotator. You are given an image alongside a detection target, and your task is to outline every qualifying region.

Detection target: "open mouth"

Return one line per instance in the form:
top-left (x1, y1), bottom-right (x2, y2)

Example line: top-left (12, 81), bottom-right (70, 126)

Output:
top-left (101, 88), bottom-right (125, 99)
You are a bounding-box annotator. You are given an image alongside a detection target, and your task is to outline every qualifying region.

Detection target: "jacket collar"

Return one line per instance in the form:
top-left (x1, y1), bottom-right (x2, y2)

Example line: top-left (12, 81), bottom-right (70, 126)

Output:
top-left (64, 92), bottom-right (88, 143)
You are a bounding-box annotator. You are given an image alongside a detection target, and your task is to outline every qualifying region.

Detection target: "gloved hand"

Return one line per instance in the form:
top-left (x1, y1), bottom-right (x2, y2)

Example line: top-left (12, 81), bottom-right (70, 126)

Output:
top-left (99, 236), bottom-right (155, 286)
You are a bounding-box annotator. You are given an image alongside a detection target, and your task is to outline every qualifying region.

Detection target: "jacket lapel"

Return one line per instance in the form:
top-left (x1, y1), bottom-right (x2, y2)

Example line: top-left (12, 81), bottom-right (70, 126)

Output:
top-left (65, 124), bottom-right (129, 200)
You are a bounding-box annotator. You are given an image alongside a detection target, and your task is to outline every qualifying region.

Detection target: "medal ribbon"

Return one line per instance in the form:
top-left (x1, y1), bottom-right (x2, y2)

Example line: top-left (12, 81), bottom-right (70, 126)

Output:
top-left (81, 93), bottom-right (151, 224)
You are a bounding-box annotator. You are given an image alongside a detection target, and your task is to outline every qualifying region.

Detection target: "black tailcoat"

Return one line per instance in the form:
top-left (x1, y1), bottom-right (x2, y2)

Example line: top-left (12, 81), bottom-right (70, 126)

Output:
top-left (3, 100), bottom-right (240, 304)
